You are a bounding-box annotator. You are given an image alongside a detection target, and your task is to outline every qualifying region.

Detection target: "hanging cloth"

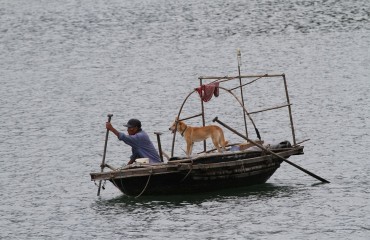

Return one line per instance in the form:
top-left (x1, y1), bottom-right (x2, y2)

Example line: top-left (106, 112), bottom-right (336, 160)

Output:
top-left (195, 82), bottom-right (220, 102)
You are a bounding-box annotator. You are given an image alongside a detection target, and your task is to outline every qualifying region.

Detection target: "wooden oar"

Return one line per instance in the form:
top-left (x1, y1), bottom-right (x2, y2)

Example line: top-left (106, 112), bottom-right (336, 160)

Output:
top-left (97, 114), bottom-right (113, 196)
top-left (213, 117), bottom-right (330, 183)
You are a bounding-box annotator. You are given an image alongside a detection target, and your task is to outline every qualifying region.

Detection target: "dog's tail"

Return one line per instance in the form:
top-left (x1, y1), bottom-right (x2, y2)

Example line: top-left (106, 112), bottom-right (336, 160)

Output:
top-left (221, 140), bottom-right (229, 149)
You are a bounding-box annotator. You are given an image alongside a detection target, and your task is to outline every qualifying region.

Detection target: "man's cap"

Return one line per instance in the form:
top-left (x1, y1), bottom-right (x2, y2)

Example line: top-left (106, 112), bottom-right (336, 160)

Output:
top-left (123, 118), bottom-right (141, 128)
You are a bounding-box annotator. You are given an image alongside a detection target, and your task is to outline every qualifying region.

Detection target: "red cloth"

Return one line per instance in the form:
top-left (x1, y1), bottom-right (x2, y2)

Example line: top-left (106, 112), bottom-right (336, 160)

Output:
top-left (195, 82), bottom-right (220, 102)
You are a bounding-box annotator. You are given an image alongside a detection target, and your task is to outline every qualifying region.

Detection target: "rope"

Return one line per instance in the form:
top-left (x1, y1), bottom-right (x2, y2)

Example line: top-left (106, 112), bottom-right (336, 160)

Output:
top-left (94, 180), bottom-right (107, 189)
top-left (135, 168), bottom-right (153, 198)
top-left (180, 160), bottom-right (193, 182)
top-left (110, 177), bottom-right (118, 189)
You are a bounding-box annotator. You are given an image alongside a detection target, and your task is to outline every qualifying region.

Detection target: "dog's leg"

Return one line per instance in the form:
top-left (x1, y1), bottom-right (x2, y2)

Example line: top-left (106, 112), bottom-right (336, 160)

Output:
top-left (220, 138), bottom-right (226, 152)
top-left (219, 131), bottom-right (227, 152)
top-left (186, 140), bottom-right (193, 158)
top-left (189, 142), bottom-right (194, 157)
top-left (212, 138), bottom-right (222, 152)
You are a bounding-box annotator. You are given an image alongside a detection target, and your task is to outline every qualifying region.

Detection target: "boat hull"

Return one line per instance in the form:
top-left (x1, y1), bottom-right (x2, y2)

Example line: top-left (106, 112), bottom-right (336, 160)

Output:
top-left (110, 165), bottom-right (278, 196)
top-left (91, 146), bottom-right (303, 196)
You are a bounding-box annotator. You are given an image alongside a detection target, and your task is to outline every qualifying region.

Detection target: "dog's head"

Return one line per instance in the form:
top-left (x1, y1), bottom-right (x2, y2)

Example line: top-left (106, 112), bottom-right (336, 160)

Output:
top-left (169, 117), bottom-right (184, 134)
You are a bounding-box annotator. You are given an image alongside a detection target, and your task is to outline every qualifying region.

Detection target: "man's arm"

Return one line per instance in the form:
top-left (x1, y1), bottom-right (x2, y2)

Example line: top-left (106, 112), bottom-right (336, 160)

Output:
top-left (106, 122), bottom-right (119, 137)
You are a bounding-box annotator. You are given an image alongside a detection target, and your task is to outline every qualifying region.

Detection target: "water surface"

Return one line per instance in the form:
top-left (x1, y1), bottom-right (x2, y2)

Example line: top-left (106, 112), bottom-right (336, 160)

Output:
top-left (1, 0), bottom-right (369, 239)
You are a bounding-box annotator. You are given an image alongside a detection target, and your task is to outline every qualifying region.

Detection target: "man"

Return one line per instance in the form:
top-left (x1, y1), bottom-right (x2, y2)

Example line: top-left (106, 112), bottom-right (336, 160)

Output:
top-left (106, 118), bottom-right (162, 165)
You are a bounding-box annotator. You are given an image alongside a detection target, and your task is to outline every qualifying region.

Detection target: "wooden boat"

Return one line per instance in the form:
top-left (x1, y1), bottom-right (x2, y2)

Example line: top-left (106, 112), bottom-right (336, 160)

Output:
top-left (91, 53), bottom-right (329, 197)
top-left (91, 144), bottom-right (304, 196)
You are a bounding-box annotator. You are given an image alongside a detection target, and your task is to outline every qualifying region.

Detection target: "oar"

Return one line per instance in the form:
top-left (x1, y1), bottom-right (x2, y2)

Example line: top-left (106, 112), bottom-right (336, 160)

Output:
top-left (213, 117), bottom-right (330, 183)
top-left (97, 114), bottom-right (113, 196)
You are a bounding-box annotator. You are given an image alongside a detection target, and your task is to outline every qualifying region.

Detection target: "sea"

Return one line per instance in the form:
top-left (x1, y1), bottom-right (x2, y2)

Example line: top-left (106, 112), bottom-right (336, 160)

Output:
top-left (1, 0), bottom-right (369, 239)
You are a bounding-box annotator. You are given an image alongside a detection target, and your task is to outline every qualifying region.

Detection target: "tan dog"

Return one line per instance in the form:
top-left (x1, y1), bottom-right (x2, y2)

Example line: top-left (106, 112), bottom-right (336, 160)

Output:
top-left (169, 117), bottom-right (228, 157)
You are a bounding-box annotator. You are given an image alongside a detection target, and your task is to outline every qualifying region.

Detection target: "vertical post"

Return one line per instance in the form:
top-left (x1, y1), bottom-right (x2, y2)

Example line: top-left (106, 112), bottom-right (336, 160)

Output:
top-left (199, 77), bottom-right (207, 152)
top-left (154, 132), bottom-right (164, 162)
top-left (282, 74), bottom-right (296, 145)
top-left (237, 49), bottom-right (248, 138)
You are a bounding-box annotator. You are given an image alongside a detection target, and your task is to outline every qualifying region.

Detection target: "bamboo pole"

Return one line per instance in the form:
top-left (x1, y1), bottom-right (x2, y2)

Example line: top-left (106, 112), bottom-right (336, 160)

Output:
top-left (237, 49), bottom-right (248, 138)
top-left (249, 103), bottom-right (292, 115)
top-left (199, 74), bottom-right (284, 80)
top-left (154, 132), bottom-right (164, 162)
top-left (229, 74), bottom-right (267, 91)
top-left (171, 90), bottom-right (197, 157)
top-left (213, 117), bottom-right (330, 183)
top-left (97, 114), bottom-right (113, 196)
top-left (217, 86), bottom-right (261, 140)
top-left (282, 74), bottom-right (296, 145)
top-left (199, 77), bottom-right (207, 153)
top-left (178, 113), bottom-right (203, 121)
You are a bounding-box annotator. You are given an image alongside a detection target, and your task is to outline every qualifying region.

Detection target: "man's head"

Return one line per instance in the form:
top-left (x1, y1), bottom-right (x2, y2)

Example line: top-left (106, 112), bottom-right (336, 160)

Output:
top-left (124, 118), bottom-right (142, 135)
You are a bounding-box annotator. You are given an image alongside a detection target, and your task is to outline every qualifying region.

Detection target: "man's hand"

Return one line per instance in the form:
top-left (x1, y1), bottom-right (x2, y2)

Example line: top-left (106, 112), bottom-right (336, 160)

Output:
top-left (106, 122), bottom-right (113, 131)
top-left (106, 122), bottom-right (119, 137)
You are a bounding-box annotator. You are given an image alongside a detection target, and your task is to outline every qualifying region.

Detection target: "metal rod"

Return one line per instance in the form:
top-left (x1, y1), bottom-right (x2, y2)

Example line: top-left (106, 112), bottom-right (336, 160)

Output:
top-left (213, 117), bottom-right (330, 183)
